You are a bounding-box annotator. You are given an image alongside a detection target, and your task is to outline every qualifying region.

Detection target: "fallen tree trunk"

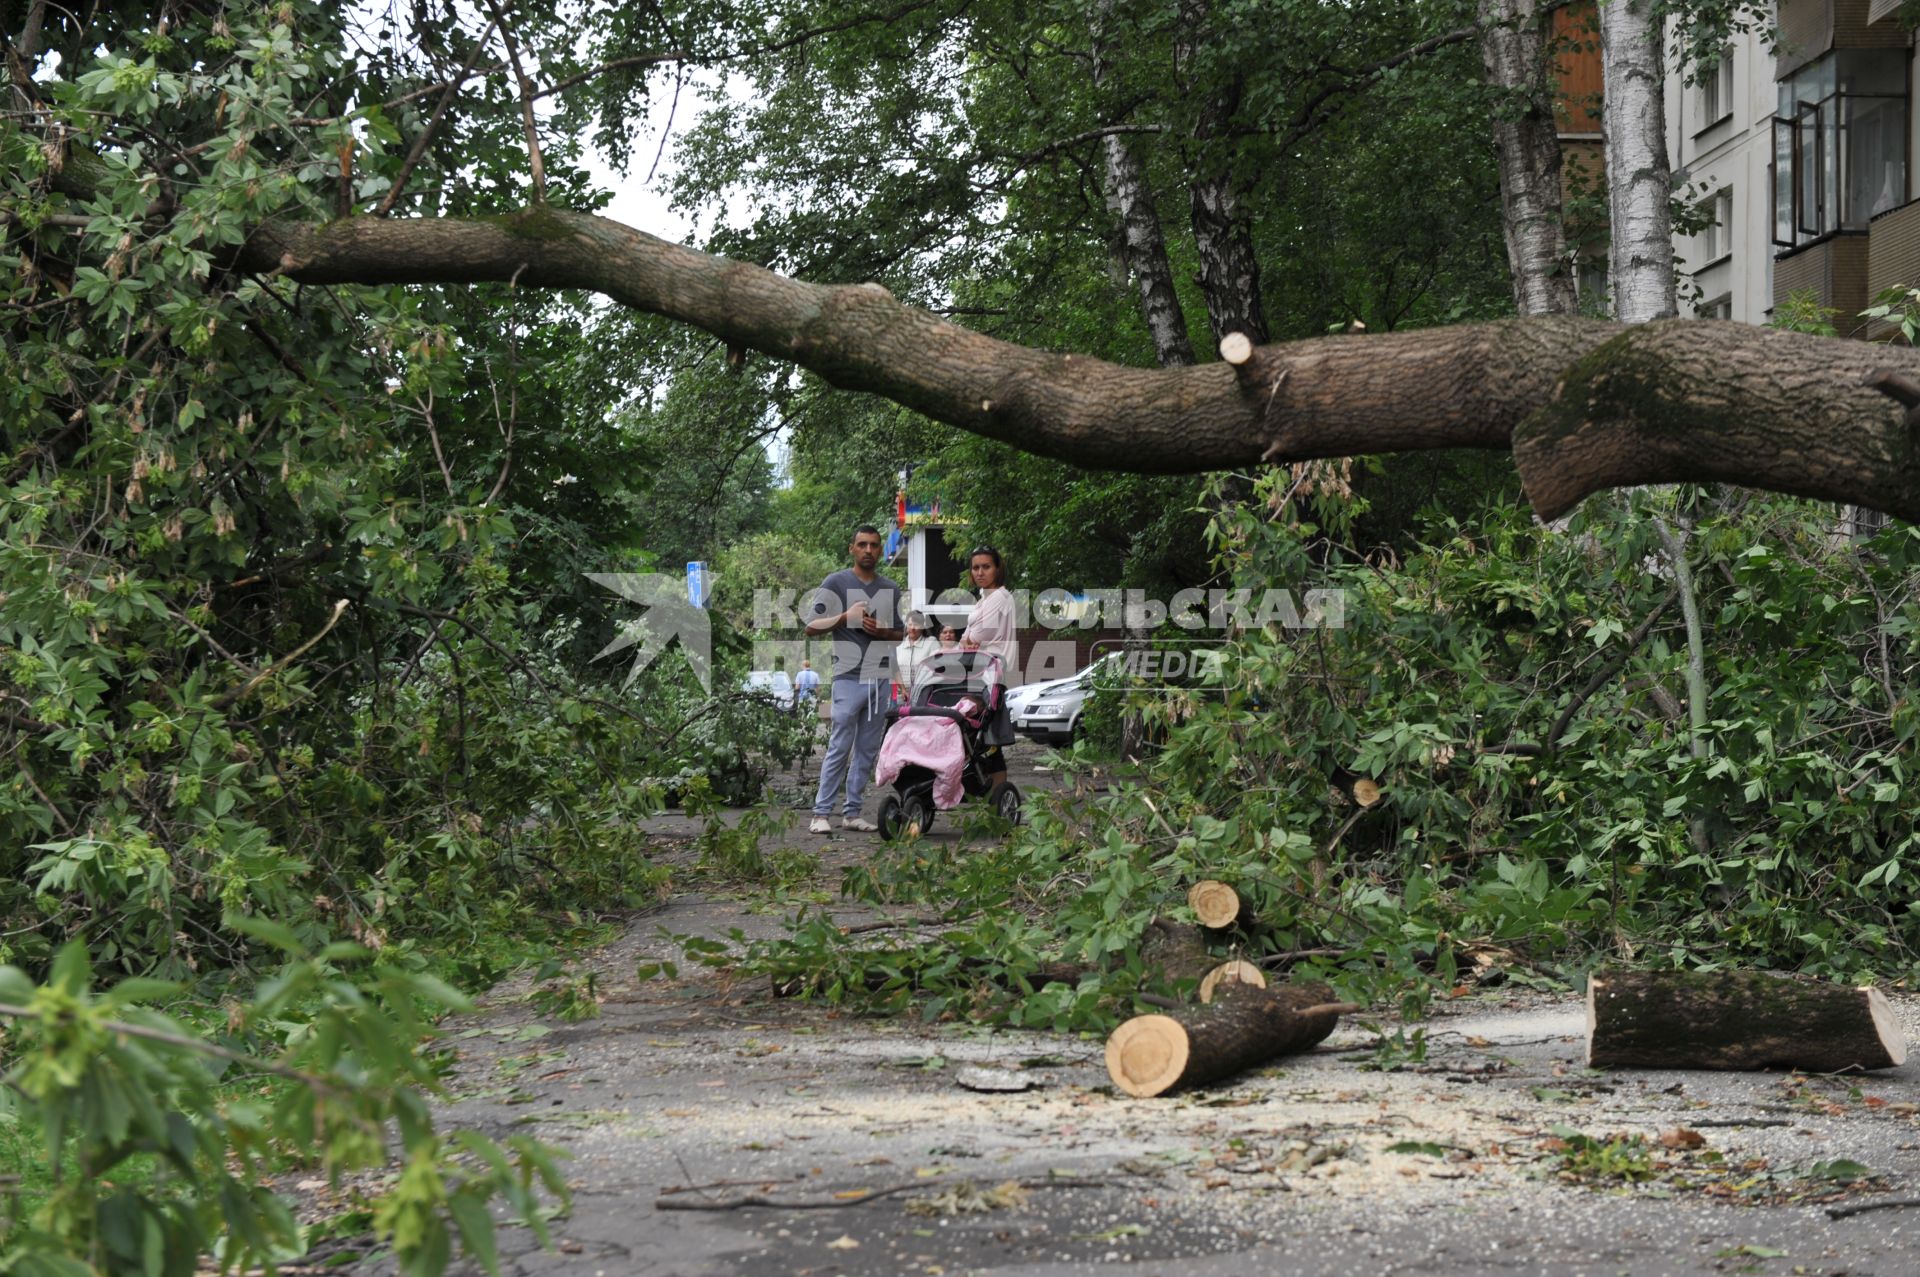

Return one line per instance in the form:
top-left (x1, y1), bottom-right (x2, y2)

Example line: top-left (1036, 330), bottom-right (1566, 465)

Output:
top-left (1105, 981), bottom-right (1354, 1097)
top-left (1138, 916), bottom-right (1215, 984)
top-left (43, 139), bottom-right (1920, 522)
top-left (1188, 880), bottom-right (1253, 930)
top-left (1586, 970), bottom-right (1908, 1073)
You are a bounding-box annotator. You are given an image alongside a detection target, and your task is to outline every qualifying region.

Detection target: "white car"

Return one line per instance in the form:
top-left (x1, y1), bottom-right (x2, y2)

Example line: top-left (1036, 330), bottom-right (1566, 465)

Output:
top-left (740, 670), bottom-right (795, 708)
top-left (1007, 661), bottom-right (1105, 743)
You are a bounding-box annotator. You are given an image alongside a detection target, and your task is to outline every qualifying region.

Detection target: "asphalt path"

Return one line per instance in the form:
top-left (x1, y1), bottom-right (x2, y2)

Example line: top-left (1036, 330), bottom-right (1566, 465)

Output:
top-left (345, 741), bottom-right (1920, 1277)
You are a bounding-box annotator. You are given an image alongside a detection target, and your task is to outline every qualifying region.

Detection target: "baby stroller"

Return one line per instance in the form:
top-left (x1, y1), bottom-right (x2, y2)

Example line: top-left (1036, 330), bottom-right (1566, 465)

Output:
top-left (873, 649), bottom-right (1023, 839)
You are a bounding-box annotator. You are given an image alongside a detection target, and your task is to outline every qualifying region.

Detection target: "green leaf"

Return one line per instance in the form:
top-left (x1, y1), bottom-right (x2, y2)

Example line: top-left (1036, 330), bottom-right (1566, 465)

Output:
top-left (222, 913), bottom-right (306, 956)
top-left (1807, 1159), bottom-right (1874, 1182)
top-left (448, 1193), bottom-right (500, 1276)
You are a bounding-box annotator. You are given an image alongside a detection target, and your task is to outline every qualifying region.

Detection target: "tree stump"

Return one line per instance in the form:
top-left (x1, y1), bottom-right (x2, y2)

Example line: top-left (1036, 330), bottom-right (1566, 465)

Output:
top-left (1586, 969), bottom-right (1907, 1073)
top-left (1187, 880), bottom-right (1252, 930)
top-left (1105, 981), bottom-right (1351, 1097)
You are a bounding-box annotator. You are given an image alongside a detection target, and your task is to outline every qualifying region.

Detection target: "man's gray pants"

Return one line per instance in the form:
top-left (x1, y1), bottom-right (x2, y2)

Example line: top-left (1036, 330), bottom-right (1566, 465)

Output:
top-left (813, 679), bottom-right (888, 818)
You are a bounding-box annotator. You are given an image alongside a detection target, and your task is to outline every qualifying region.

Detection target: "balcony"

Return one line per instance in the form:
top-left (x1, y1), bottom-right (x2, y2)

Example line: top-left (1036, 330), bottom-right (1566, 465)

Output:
top-left (1774, 232), bottom-right (1872, 323)
top-left (1861, 199), bottom-right (1920, 335)
top-left (1772, 53), bottom-right (1908, 254)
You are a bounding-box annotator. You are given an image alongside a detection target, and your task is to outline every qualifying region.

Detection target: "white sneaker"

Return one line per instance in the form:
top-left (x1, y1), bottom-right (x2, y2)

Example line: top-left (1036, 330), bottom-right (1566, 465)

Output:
top-left (840, 816), bottom-right (878, 832)
top-left (808, 816), bottom-right (832, 834)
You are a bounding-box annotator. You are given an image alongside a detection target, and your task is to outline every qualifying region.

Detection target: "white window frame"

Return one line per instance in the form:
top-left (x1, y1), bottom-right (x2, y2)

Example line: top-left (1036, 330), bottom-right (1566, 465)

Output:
top-left (1700, 48), bottom-right (1735, 131)
top-left (1700, 187), bottom-right (1735, 265)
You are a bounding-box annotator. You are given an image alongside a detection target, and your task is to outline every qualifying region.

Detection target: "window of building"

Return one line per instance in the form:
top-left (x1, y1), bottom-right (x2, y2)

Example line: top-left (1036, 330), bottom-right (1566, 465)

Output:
top-left (1700, 187), bottom-right (1735, 264)
top-left (1572, 258), bottom-right (1610, 315)
top-left (1841, 505), bottom-right (1889, 542)
top-left (1773, 50), bottom-right (1908, 251)
top-left (1699, 47), bottom-right (1735, 130)
top-left (1701, 293), bottom-right (1733, 320)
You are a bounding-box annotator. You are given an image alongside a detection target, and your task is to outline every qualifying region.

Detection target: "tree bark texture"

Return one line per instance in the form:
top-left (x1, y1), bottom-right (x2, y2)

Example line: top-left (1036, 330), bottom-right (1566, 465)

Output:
top-left (1598, 0), bottom-right (1675, 323)
top-left (1586, 970), bottom-right (1908, 1072)
top-left (1508, 319), bottom-right (1920, 521)
top-left (54, 144), bottom-right (1916, 523)
top-left (1093, 0), bottom-right (1196, 368)
top-left (1477, 0), bottom-right (1578, 317)
top-left (1104, 135), bottom-right (1199, 367)
top-left (1106, 980), bottom-right (1344, 1097)
top-left (1138, 917), bottom-right (1216, 984)
top-left (1175, 0), bottom-right (1268, 345)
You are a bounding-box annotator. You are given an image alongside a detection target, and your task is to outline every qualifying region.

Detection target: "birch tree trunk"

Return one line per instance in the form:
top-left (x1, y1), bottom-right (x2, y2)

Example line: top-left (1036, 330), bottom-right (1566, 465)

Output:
top-left (1094, 0), bottom-right (1198, 756)
top-left (1477, 0), bottom-right (1578, 317)
top-left (1176, 0), bottom-right (1269, 345)
top-left (1599, 0), bottom-right (1676, 322)
top-left (1092, 1), bottom-right (1197, 369)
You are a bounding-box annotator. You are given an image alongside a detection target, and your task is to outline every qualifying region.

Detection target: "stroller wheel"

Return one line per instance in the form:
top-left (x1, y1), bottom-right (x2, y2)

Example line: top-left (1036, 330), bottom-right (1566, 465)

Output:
top-left (989, 780), bottom-right (1023, 826)
top-left (878, 794), bottom-right (905, 841)
top-left (903, 795), bottom-right (934, 836)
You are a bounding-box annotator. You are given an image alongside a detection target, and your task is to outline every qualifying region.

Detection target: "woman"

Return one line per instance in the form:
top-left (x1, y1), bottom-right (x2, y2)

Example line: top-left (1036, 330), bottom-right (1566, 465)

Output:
top-left (892, 612), bottom-right (940, 704)
top-left (961, 545), bottom-right (1019, 791)
top-left (961, 546), bottom-right (1018, 677)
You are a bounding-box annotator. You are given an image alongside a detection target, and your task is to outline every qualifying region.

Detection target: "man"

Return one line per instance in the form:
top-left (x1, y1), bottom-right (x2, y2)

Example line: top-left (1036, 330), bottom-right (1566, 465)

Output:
top-left (804, 526), bottom-right (903, 833)
top-left (792, 658), bottom-right (821, 714)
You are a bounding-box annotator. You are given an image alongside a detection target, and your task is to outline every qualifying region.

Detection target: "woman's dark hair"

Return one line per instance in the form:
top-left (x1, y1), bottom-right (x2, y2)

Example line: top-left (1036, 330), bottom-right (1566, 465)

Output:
top-left (966, 544), bottom-right (1006, 587)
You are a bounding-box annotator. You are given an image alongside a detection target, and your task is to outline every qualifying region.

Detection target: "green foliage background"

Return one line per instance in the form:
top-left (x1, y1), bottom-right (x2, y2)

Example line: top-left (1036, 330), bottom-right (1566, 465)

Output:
top-left (753, 484), bottom-right (1920, 1028)
top-left (0, 6), bottom-right (808, 1271)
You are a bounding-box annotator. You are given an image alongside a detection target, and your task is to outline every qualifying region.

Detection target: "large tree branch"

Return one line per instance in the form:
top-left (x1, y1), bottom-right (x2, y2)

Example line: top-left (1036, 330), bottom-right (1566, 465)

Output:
top-left (374, 15), bottom-right (499, 218)
top-left (50, 172), bottom-right (1914, 521)
top-left (1511, 322), bottom-right (1920, 520)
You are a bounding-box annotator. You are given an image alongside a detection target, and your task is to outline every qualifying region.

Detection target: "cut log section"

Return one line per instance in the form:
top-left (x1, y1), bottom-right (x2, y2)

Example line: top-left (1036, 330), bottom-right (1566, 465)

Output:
top-left (1586, 970), bottom-right (1908, 1073)
top-left (1106, 981), bottom-right (1355, 1098)
top-left (1198, 960), bottom-right (1266, 1003)
top-left (1329, 768), bottom-right (1384, 808)
top-left (1187, 880), bottom-right (1253, 930)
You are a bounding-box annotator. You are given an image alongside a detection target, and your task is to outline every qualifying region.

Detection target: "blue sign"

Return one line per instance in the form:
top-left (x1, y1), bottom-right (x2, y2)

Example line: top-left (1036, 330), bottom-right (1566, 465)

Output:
top-left (686, 561), bottom-right (709, 608)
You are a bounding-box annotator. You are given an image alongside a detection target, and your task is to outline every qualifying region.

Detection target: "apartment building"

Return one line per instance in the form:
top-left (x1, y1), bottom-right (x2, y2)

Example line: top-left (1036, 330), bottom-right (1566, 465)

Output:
top-left (1665, 1), bottom-right (1919, 328)
top-left (1663, 11), bottom-right (1775, 322)
top-left (1553, 2), bottom-right (1920, 328)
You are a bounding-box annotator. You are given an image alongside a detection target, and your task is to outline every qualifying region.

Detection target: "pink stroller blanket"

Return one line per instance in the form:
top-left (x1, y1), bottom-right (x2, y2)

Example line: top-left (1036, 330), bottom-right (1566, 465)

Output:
top-left (874, 716), bottom-right (967, 810)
